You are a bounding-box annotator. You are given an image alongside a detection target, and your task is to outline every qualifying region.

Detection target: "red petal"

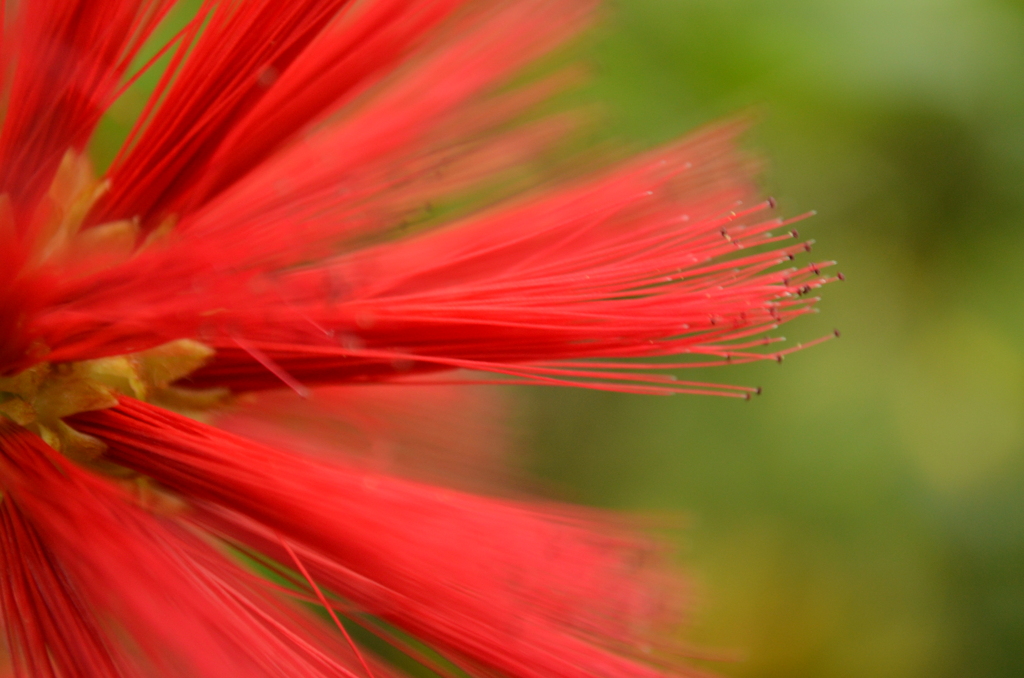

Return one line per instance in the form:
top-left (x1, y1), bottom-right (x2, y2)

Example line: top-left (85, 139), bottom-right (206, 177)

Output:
top-left (90, 0), bottom-right (355, 227)
top-left (74, 398), bottom-right (693, 678)
top-left (0, 500), bottom-right (136, 678)
top-left (0, 0), bottom-right (175, 217)
top-left (26, 128), bottom-right (835, 391)
top-left (0, 421), bottom-right (397, 678)
top-left (15, 0), bottom-right (595, 371)
top-left (183, 129), bottom-right (833, 394)
top-left (187, 0), bottom-right (473, 207)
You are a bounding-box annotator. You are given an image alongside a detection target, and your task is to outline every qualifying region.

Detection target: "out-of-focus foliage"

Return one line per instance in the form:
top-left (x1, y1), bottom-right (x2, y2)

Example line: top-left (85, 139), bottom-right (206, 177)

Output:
top-left (84, 1), bottom-right (1023, 676)
top-left (529, 1), bottom-right (1024, 676)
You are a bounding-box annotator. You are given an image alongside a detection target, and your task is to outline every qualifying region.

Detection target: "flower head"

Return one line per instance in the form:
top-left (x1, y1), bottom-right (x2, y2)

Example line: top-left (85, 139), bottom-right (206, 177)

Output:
top-left (0, 1), bottom-right (837, 677)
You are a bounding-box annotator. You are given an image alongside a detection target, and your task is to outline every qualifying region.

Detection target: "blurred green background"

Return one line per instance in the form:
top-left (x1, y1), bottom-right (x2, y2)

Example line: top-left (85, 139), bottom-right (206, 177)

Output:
top-left (85, 0), bottom-right (1023, 675)
top-left (528, 1), bottom-right (1024, 676)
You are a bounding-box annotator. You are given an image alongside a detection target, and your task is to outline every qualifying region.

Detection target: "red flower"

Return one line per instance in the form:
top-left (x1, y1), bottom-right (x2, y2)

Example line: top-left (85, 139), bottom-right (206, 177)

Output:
top-left (0, 1), bottom-right (837, 677)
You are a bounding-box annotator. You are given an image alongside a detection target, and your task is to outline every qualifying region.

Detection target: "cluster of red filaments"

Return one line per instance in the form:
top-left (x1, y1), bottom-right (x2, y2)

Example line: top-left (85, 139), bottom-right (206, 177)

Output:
top-left (0, 1), bottom-right (841, 678)
top-left (14, 133), bottom-right (841, 400)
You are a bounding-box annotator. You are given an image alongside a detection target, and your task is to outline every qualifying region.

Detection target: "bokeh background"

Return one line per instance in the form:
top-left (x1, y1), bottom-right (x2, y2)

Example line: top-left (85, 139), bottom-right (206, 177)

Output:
top-left (85, 1), bottom-right (1024, 676)
top-left (527, 1), bottom-right (1024, 676)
